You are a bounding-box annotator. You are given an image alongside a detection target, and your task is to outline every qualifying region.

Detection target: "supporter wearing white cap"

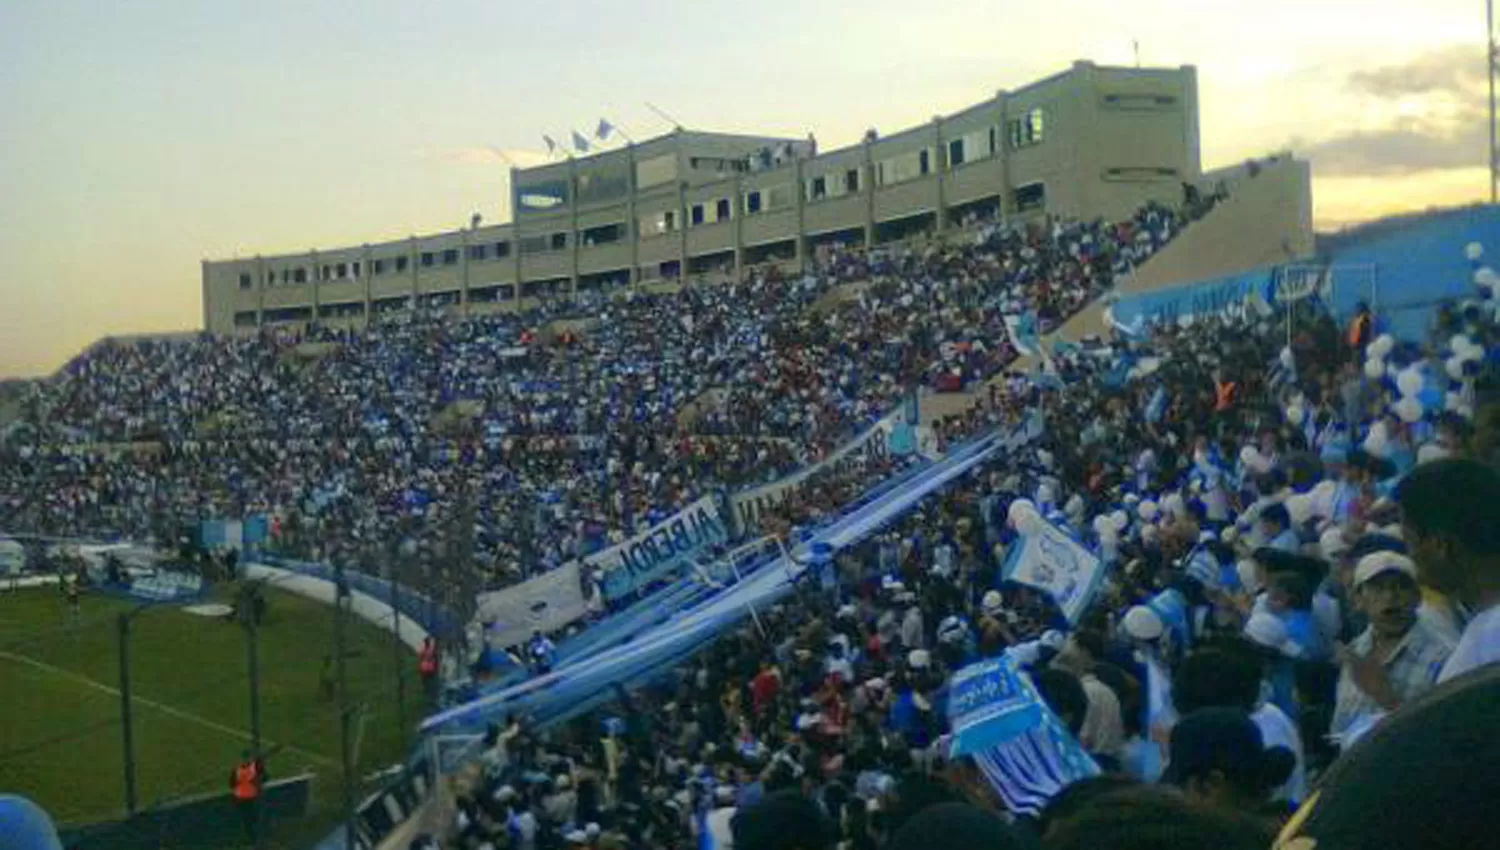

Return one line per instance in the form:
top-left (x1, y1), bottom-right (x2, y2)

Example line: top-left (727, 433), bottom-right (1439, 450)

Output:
top-left (1330, 551), bottom-right (1454, 747)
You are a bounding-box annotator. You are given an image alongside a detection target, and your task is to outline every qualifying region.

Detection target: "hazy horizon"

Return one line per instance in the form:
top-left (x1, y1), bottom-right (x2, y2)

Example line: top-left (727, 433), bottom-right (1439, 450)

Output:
top-left (2, 0), bottom-right (1494, 378)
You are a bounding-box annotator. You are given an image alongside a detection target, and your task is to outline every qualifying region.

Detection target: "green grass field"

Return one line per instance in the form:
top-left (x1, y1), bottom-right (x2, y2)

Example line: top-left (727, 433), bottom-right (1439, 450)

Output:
top-left (0, 582), bottom-right (424, 847)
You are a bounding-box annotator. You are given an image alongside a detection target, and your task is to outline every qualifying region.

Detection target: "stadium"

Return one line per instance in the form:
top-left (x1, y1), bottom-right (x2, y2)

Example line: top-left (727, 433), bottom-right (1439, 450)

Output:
top-left (4, 33), bottom-right (1500, 850)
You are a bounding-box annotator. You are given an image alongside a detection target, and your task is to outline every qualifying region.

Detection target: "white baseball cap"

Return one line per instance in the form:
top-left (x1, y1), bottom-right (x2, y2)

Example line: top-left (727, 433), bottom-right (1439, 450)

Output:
top-left (1353, 551), bottom-right (1418, 589)
top-left (1122, 605), bottom-right (1164, 641)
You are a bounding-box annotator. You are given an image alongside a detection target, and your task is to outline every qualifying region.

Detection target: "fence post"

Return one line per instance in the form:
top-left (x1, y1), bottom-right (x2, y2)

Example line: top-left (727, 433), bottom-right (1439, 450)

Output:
top-left (117, 613), bottom-right (138, 816)
top-left (333, 562), bottom-right (358, 850)
top-left (391, 573), bottom-right (407, 754)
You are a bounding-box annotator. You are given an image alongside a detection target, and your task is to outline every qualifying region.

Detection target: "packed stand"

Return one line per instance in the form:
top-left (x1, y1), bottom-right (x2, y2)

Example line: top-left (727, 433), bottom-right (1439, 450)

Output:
top-left (0, 201), bottom-right (1194, 596)
top-left (433, 286), bottom-right (1500, 850)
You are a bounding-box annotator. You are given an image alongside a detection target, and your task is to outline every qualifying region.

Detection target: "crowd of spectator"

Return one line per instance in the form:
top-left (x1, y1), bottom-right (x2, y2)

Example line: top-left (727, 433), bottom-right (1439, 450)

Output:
top-left (0, 202), bottom-right (1183, 599)
top-left (429, 283), bottom-right (1500, 850)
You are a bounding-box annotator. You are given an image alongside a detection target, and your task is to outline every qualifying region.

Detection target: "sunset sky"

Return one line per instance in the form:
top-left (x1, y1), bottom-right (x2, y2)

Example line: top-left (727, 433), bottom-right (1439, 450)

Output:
top-left (1, 0), bottom-right (1494, 377)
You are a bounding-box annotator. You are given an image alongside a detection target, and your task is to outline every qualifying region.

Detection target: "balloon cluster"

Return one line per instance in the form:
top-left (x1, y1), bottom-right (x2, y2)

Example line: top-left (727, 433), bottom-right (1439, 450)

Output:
top-left (1467, 242), bottom-right (1497, 299)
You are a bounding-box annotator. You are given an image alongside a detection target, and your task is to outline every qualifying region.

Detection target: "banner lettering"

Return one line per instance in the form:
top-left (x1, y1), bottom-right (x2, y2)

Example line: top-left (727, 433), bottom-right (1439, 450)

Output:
top-left (590, 495), bottom-right (729, 600)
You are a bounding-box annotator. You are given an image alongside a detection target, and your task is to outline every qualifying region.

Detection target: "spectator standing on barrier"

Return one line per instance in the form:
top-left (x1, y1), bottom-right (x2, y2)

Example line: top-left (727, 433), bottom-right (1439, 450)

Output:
top-left (229, 749), bottom-right (266, 845)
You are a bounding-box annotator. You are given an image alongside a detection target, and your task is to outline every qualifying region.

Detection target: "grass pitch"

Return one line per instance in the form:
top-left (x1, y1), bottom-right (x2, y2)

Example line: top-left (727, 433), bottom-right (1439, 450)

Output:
top-left (0, 582), bottom-right (424, 846)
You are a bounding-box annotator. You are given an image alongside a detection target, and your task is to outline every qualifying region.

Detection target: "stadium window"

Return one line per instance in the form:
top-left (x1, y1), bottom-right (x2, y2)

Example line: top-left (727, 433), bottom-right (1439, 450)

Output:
top-left (1027, 108), bottom-right (1045, 143)
top-left (335, 262), bottom-right (348, 279)
top-left (238, 272), bottom-right (252, 290)
top-left (468, 244), bottom-right (487, 261)
top-left (1014, 181), bottom-right (1046, 212)
top-left (420, 252), bottom-right (435, 268)
top-left (320, 265), bottom-right (331, 281)
top-left (809, 176), bottom-right (827, 200)
top-left (745, 190), bottom-right (762, 215)
top-left (293, 268), bottom-right (307, 284)
top-left (442, 248), bottom-right (459, 265)
top-left (664, 211), bottom-right (676, 232)
top-left (918, 150), bottom-right (931, 176)
top-left (351, 261), bottom-right (361, 278)
top-left (716, 198), bottom-right (731, 221)
top-left (233, 310), bottom-right (258, 327)
top-left (948, 138), bottom-right (966, 167)
top-left (550, 232), bottom-right (566, 250)
top-left (691, 204), bottom-right (705, 226)
top-left (494, 241), bottom-right (511, 258)
top-left (845, 168), bottom-right (860, 194)
top-left (372, 258), bottom-right (385, 276)
top-left (988, 127), bottom-right (997, 155)
top-left (395, 255), bottom-right (409, 273)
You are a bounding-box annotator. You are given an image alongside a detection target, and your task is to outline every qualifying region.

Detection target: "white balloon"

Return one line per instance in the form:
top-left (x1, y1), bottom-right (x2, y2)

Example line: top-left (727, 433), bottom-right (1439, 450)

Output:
top-left (1110, 510), bottom-right (1130, 531)
top-left (1138, 500), bottom-right (1160, 522)
top-left (1447, 356), bottom-right (1467, 380)
top-left (1286, 404), bottom-right (1305, 425)
top-left (1476, 267), bottom-right (1499, 289)
top-left (1363, 421), bottom-right (1390, 456)
top-left (1457, 343), bottom-right (1485, 365)
top-left (1370, 334), bottom-right (1396, 358)
top-left (1163, 492), bottom-right (1186, 519)
top-left (1396, 368), bottom-right (1424, 398)
top-left (1450, 334), bottom-right (1474, 354)
top-left (1285, 493), bottom-right (1312, 525)
top-left (1364, 358), bottom-right (1386, 380)
top-left (1466, 242), bottom-right (1485, 261)
top-left (1395, 396), bottom-right (1424, 423)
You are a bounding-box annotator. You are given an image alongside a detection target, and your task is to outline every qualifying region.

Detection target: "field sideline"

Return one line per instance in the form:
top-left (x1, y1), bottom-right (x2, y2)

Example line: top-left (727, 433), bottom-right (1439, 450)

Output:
top-left (0, 582), bottom-right (422, 845)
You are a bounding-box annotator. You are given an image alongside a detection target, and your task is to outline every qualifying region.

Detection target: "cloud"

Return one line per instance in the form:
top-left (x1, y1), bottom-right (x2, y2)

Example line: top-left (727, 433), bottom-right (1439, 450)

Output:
top-left (1299, 115), bottom-right (1486, 177)
top-left (1347, 44), bottom-right (1487, 98)
top-left (1295, 45), bottom-right (1488, 177)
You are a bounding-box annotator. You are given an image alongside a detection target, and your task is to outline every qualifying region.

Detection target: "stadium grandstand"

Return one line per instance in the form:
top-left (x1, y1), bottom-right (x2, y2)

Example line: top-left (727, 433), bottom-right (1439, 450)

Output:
top-left (3, 56), bottom-right (1500, 850)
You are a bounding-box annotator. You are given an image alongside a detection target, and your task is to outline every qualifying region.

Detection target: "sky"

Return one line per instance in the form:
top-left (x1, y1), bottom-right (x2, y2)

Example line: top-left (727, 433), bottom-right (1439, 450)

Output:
top-left (0, 0), bottom-right (1494, 377)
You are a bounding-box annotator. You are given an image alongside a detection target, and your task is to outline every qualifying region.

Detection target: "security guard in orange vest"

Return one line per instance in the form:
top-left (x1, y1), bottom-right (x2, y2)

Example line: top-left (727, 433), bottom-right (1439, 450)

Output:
top-left (418, 636), bottom-right (439, 699)
top-left (1347, 301), bottom-right (1373, 361)
top-left (230, 749), bottom-right (265, 843)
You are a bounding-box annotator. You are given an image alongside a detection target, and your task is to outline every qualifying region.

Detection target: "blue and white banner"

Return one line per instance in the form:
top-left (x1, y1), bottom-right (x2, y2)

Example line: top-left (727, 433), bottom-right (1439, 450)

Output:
top-left (1001, 515), bottom-right (1106, 625)
top-left (1003, 311), bottom-right (1042, 357)
top-left (948, 654), bottom-right (1100, 816)
top-left (591, 495), bottom-right (730, 600)
top-left (729, 410), bottom-right (905, 534)
top-left (474, 562), bottom-right (592, 648)
top-left (121, 568), bottom-right (204, 602)
top-left (1107, 267), bottom-right (1278, 332)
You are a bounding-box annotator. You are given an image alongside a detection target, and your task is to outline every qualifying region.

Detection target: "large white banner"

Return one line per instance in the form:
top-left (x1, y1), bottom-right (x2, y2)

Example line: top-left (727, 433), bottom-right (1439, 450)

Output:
top-left (729, 410), bottom-right (904, 534)
top-left (1001, 515), bottom-right (1106, 625)
top-left (474, 562), bottom-right (591, 648)
top-left (589, 495), bottom-right (730, 600)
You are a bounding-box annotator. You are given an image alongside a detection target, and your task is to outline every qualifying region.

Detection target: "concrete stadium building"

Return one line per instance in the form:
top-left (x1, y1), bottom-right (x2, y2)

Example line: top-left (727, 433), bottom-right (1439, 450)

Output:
top-left (203, 60), bottom-right (1217, 335)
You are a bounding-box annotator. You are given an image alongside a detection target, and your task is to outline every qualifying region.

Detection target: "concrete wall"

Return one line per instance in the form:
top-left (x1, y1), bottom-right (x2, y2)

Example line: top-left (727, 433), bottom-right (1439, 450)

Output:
top-left (1118, 156), bottom-right (1314, 296)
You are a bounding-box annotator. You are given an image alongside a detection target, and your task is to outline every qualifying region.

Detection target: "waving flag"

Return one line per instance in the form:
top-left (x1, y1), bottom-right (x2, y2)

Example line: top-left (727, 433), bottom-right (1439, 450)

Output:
top-left (948, 654), bottom-right (1100, 816)
top-left (596, 118), bottom-right (615, 141)
top-left (543, 135), bottom-right (558, 155)
top-left (1003, 311), bottom-right (1041, 357)
top-left (1000, 512), bottom-right (1106, 624)
top-left (571, 130), bottom-right (591, 153)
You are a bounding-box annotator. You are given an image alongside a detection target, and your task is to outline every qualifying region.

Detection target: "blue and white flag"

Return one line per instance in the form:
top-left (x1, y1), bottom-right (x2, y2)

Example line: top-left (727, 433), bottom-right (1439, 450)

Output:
top-left (1000, 515), bottom-right (1107, 624)
top-left (1004, 311), bottom-right (1041, 357)
top-left (948, 654), bottom-right (1100, 816)
top-left (571, 130), bottom-right (592, 153)
top-left (596, 118), bottom-right (615, 141)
